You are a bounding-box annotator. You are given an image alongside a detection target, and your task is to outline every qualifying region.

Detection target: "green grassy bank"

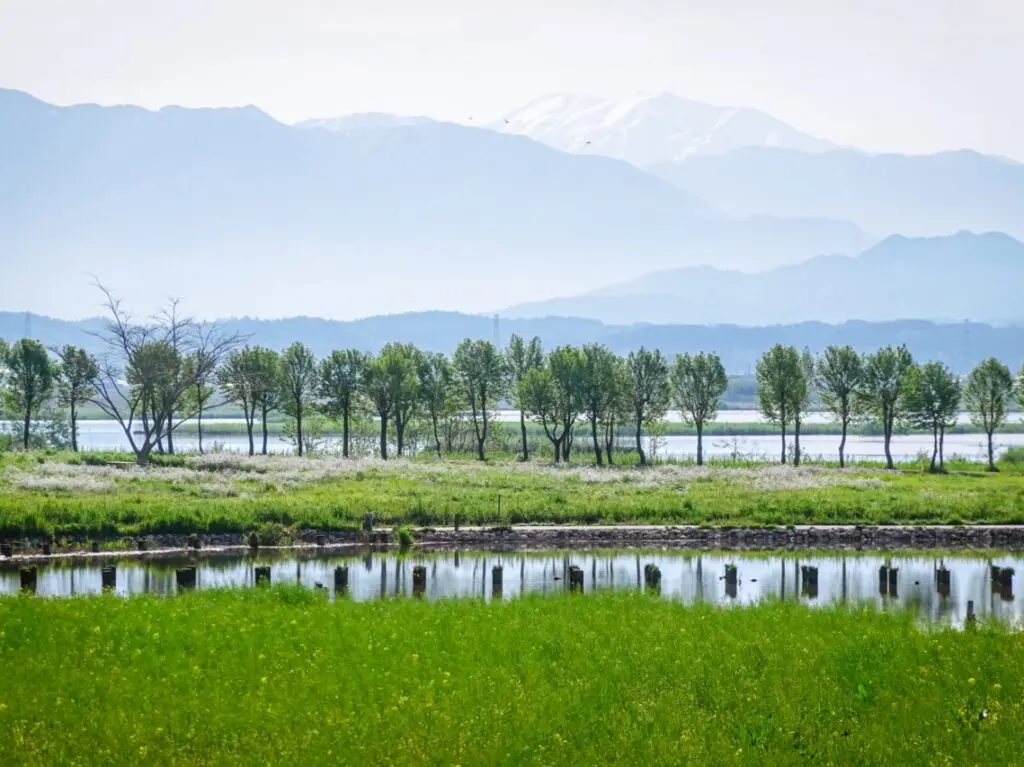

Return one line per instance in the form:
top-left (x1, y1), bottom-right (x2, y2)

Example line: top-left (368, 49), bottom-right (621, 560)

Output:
top-left (1, 451), bottom-right (1024, 538)
top-left (0, 589), bottom-right (1020, 765)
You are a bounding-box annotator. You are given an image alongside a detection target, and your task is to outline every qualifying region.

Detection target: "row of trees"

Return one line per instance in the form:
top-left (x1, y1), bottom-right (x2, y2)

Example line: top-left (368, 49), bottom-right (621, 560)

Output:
top-left (2, 290), bottom-right (1023, 469)
top-left (757, 344), bottom-right (1021, 472)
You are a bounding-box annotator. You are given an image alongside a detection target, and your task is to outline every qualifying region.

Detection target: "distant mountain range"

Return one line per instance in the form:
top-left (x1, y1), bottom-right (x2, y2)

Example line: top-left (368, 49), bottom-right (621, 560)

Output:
top-left (0, 88), bottom-right (868, 321)
top-left (650, 147), bottom-right (1024, 240)
top-left (2, 311), bottom-right (1020, 376)
top-left (493, 93), bottom-right (836, 166)
top-left (501, 232), bottom-right (1024, 325)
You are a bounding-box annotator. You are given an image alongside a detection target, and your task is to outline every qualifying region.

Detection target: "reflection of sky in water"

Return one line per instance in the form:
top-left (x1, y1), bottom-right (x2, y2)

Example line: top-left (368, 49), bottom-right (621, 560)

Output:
top-left (3, 551), bottom-right (1020, 628)
top-left (60, 416), bottom-right (1024, 462)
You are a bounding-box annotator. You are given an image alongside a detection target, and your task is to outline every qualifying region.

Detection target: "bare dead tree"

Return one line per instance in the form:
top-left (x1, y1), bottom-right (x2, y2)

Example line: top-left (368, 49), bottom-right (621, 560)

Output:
top-left (87, 283), bottom-right (244, 465)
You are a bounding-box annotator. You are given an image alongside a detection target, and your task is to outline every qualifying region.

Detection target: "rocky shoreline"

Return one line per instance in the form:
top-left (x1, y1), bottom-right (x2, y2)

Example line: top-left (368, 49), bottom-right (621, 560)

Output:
top-left (3, 524), bottom-right (1024, 562)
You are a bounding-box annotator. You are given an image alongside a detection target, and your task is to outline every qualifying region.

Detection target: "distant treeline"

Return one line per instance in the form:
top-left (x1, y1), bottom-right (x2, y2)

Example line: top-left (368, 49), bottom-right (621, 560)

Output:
top-left (3, 292), bottom-right (1023, 474)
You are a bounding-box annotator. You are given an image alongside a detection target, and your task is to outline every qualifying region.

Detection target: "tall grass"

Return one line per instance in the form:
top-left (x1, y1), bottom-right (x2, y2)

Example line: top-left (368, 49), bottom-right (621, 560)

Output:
top-left (0, 589), bottom-right (1021, 765)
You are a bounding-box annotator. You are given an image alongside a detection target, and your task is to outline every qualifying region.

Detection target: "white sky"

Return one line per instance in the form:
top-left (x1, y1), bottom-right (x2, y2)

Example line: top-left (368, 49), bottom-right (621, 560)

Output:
top-left (1, 0), bottom-right (1022, 159)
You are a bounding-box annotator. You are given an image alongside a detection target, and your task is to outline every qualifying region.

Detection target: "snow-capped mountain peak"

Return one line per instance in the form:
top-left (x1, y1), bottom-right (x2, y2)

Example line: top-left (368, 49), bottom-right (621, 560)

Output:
top-left (492, 92), bottom-right (835, 167)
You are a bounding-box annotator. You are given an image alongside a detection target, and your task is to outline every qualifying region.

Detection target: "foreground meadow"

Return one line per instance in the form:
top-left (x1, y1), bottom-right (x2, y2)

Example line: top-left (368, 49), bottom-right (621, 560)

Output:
top-left (0, 589), bottom-right (1021, 765)
top-left (2, 452), bottom-right (1024, 538)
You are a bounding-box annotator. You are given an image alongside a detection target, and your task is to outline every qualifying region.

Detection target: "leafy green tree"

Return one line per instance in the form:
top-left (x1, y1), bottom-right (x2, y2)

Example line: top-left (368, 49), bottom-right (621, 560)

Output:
top-left (792, 348), bottom-right (815, 467)
top-left (517, 368), bottom-right (565, 460)
top-left (756, 344), bottom-right (804, 465)
top-left (671, 352), bottom-right (728, 466)
top-left (580, 344), bottom-right (619, 465)
top-left (3, 339), bottom-right (55, 450)
top-left (219, 348), bottom-right (258, 455)
top-left (318, 349), bottom-right (366, 458)
top-left (963, 358), bottom-right (1015, 471)
top-left (418, 352), bottom-right (456, 458)
top-left (507, 334), bottom-right (544, 461)
top-left (625, 348), bottom-right (670, 466)
top-left (249, 348), bottom-right (282, 455)
top-left (363, 345), bottom-right (419, 460)
top-left (279, 343), bottom-right (318, 457)
top-left (387, 344), bottom-right (423, 457)
top-left (548, 346), bottom-right (586, 462)
top-left (903, 361), bottom-right (961, 472)
top-left (54, 345), bottom-right (99, 453)
top-left (816, 345), bottom-right (864, 468)
top-left (858, 345), bottom-right (914, 469)
top-left (452, 340), bottom-right (506, 461)
top-left (182, 351), bottom-right (217, 454)
top-left (603, 360), bottom-right (630, 466)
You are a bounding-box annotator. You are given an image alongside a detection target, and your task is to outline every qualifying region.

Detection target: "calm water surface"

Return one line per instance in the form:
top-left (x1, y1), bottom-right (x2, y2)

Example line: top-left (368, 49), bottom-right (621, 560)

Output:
top-left (3, 550), bottom-right (1020, 627)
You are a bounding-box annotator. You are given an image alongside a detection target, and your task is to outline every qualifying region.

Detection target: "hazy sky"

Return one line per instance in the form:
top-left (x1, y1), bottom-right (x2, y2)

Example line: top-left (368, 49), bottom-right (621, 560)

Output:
top-left (1, 0), bottom-right (1022, 159)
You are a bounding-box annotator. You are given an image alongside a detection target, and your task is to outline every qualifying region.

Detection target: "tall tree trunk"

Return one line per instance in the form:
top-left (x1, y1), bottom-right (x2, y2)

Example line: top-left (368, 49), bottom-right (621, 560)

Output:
top-left (379, 414), bottom-right (388, 460)
top-left (780, 422), bottom-right (787, 465)
top-left (22, 405), bottom-right (30, 450)
top-left (883, 412), bottom-right (894, 470)
top-left (166, 409), bottom-right (174, 455)
top-left (261, 404), bottom-right (269, 455)
top-left (342, 407), bottom-right (350, 459)
top-left (396, 419), bottom-right (405, 457)
top-left (793, 418), bottom-right (802, 467)
top-left (635, 420), bottom-right (646, 466)
top-left (987, 429), bottom-right (996, 471)
top-left (296, 407), bottom-right (304, 457)
top-left (838, 420), bottom-right (847, 469)
top-left (930, 423), bottom-right (938, 472)
top-left (197, 407), bottom-right (204, 455)
top-left (591, 419), bottom-right (603, 466)
top-left (246, 405), bottom-right (255, 457)
top-left (519, 411), bottom-right (529, 461)
top-left (70, 401), bottom-right (78, 452)
top-left (696, 421), bottom-right (704, 466)
top-left (939, 424), bottom-right (946, 470)
top-left (605, 419), bottom-right (615, 466)
top-left (432, 414), bottom-right (442, 458)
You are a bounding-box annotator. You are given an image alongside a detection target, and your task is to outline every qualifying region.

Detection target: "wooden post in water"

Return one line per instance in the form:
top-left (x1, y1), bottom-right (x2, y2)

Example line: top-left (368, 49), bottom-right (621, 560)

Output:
top-left (101, 566), bottom-right (116, 591)
top-left (724, 564), bottom-right (738, 599)
top-left (413, 565), bottom-right (427, 598)
top-left (887, 567), bottom-right (899, 598)
top-left (91, 541), bottom-right (101, 554)
top-left (41, 541), bottom-right (51, 556)
top-left (878, 565), bottom-right (889, 596)
top-left (937, 566), bottom-right (951, 598)
top-left (800, 566), bottom-right (819, 599)
top-left (136, 537), bottom-right (149, 552)
top-left (188, 533), bottom-right (202, 551)
top-left (334, 566), bottom-right (349, 594)
top-left (1, 543), bottom-right (12, 558)
top-left (569, 565), bottom-right (584, 593)
top-left (20, 566), bottom-right (38, 593)
top-left (492, 565), bottom-right (503, 600)
top-left (316, 534), bottom-right (326, 547)
top-left (255, 566), bottom-right (271, 585)
top-left (644, 564), bottom-right (662, 593)
top-left (992, 566), bottom-right (1014, 601)
top-left (175, 566), bottom-right (197, 591)
top-left (966, 600), bottom-right (976, 627)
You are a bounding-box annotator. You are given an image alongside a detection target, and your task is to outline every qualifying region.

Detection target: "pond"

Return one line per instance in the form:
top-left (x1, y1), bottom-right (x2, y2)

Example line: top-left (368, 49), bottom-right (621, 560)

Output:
top-left (2, 549), bottom-right (1019, 627)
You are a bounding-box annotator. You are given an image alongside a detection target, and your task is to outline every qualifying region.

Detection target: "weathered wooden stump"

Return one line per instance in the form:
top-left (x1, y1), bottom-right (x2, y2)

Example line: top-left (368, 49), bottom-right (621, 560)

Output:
top-left (569, 565), bottom-right (584, 593)
top-left (176, 566), bottom-right (197, 591)
top-left (41, 541), bottom-right (52, 556)
top-left (188, 533), bottom-right (202, 550)
top-left (492, 565), bottom-right (504, 599)
top-left (255, 566), bottom-right (271, 585)
top-left (334, 566), bottom-right (349, 594)
top-left (936, 566), bottom-right (951, 598)
top-left (248, 532), bottom-right (259, 550)
top-left (878, 565), bottom-right (889, 595)
top-left (91, 541), bottom-right (101, 554)
top-left (966, 599), bottom-right (976, 627)
top-left (887, 567), bottom-right (899, 598)
top-left (362, 513), bottom-right (375, 532)
top-left (316, 534), bottom-right (326, 547)
top-left (20, 566), bottom-right (38, 593)
top-left (0, 543), bottom-right (11, 558)
top-left (413, 565), bottom-right (427, 597)
top-left (101, 566), bottom-right (117, 591)
top-left (644, 564), bottom-right (662, 592)
top-left (991, 566), bottom-right (1014, 601)
top-left (801, 566), bottom-right (819, 599)
top-left (136, 537), bottom-right (149, 552)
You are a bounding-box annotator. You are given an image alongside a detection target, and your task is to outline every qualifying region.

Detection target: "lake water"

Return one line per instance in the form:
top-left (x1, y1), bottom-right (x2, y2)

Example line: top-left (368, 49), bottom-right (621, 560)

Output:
top-left (2, 549), bottom-right (1019, 628)
top-left (64, 414), bottom-right (1024, 463)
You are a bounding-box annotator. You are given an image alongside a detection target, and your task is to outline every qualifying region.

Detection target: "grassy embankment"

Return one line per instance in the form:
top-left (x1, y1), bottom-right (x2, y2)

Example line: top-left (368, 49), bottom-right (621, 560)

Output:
top-left (0, 588), bottom-right (1021, 765)
top-left (1, 451), bottom-right (1024, 539)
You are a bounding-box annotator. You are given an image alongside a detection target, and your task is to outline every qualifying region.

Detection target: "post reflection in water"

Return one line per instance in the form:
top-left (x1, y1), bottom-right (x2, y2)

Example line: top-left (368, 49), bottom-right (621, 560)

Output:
top-left (2, 550), bottom-right (1021, 628)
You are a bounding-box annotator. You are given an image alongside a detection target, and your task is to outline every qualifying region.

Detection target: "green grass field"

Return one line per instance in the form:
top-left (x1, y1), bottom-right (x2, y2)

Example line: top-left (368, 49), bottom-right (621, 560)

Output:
top-left (0, 588), bottom-right (1020, 765)
top-left (1, 451), bottom-right (1024, 538)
